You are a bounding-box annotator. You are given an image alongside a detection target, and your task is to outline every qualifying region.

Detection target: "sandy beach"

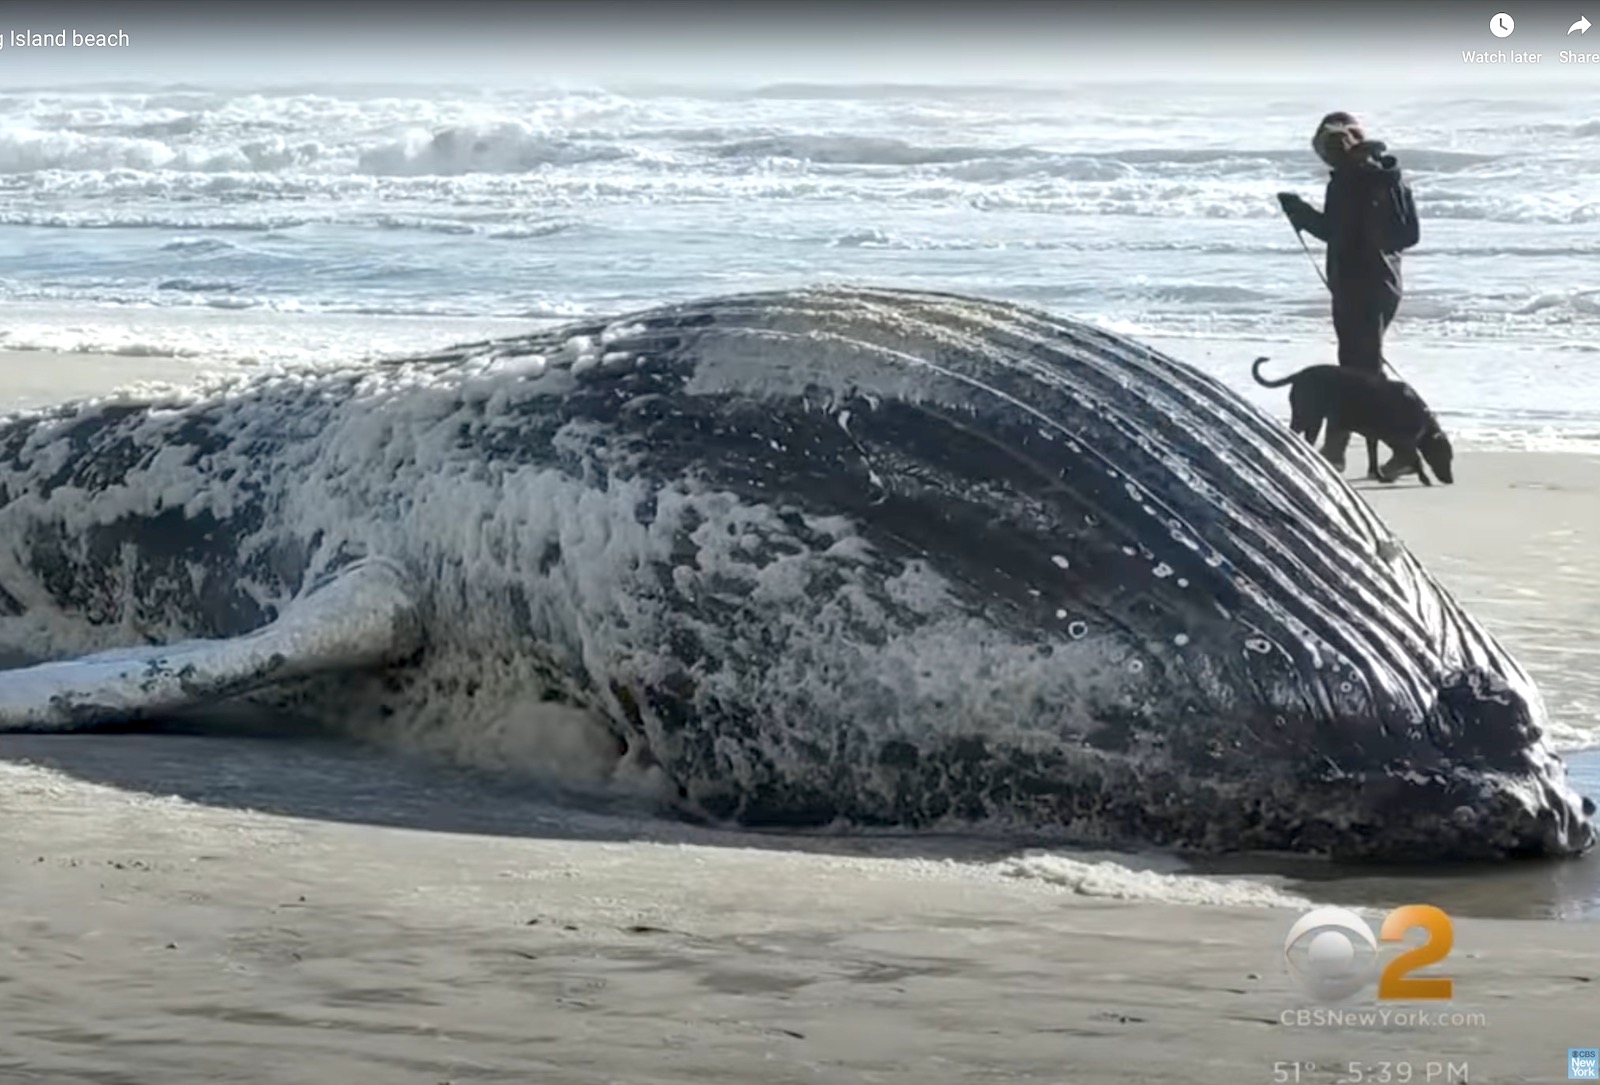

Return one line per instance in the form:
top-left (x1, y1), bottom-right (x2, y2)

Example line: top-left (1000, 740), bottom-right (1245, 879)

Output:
top-left (2, 351), bottom-right (1598, 1085)
top-left (0, 351), bottom-right (210, 413)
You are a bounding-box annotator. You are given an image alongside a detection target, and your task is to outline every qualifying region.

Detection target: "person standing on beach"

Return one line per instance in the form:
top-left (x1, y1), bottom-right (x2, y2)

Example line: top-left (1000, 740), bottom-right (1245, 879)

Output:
top-left (1276, 111), bottom-right (1421, 472)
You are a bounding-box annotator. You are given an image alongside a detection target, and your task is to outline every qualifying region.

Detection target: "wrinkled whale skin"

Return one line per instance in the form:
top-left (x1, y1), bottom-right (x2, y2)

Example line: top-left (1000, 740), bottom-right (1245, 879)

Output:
top-left (0, 285), bottom-right (1591, 862)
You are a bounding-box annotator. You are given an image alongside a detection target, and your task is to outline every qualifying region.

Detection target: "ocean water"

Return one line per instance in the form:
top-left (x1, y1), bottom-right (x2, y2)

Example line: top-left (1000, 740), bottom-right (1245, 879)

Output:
top-left (1, 80), bottom-right (1599, 447)
top-left (3, 78), bottom-right (1600, 920)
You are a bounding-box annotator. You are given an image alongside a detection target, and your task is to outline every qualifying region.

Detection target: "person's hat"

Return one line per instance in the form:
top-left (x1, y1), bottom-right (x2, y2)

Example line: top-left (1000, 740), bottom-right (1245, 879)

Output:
top-left (1312, 111), bottom-right (1365, 164)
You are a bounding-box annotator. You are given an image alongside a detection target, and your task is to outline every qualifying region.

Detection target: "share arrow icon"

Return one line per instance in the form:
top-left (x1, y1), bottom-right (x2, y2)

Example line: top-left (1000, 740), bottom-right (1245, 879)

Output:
top-left (1571, 14), bottom-right (1592, 33)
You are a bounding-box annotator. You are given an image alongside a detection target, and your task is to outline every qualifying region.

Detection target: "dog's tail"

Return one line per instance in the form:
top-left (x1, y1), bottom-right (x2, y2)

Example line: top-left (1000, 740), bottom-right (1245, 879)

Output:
top-left (1251, 355), bottom-right (1297, 388)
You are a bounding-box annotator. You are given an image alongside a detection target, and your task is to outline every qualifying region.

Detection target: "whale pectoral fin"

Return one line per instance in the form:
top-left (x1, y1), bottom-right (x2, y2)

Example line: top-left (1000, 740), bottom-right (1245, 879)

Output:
top-left (0, 557), bottom-right (423, 733)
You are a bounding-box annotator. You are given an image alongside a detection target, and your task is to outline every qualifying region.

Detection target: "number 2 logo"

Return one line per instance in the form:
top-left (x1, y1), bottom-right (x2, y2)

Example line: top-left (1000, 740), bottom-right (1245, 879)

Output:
top-left (1376, 904), bottom-right (1453, 1000)
top-left (1284, 903), bottom-right (1454, 1002)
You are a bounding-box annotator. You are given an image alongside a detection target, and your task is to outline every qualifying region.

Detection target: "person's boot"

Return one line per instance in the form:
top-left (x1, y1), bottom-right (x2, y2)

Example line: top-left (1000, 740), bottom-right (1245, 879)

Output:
top-left (1321, 427), bottom-right (1351, 472)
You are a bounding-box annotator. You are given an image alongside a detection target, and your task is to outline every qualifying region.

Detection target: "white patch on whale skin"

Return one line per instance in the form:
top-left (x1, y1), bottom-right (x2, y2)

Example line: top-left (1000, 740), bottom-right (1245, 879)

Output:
top-left (1050, 555), bottom-right (1070, 569)
top-left (509, 354), bottom-right (550, 378)
top-left (599, 321), bottom-right (647, 345)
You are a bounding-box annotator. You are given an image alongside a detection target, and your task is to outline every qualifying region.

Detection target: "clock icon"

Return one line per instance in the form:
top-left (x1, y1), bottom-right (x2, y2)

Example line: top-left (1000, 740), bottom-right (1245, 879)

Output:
top-left (1491, 12), bottom-right (1515, 36)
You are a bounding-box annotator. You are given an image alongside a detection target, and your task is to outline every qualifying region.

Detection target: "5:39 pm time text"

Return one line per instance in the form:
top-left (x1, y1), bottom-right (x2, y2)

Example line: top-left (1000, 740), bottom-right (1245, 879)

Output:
top-left (1273, 1061), bottom-right (1469, 1083)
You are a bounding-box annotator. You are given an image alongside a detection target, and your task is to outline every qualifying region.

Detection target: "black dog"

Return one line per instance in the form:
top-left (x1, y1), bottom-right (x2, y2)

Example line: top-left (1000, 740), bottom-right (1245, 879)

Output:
top-left (1251, 357), bottom-right (1454, 485)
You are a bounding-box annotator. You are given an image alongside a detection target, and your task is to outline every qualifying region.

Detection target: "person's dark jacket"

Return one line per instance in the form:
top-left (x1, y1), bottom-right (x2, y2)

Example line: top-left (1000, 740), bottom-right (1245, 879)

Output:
top-left (1284, 141), bottom-right (1419, 301)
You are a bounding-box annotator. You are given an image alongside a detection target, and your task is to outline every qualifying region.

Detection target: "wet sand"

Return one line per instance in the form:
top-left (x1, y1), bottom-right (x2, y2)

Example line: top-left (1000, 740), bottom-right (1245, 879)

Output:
top-left (1, 350), bottom-right (1598, 1084)
top-left (0, 349), bottom-right (207, 410)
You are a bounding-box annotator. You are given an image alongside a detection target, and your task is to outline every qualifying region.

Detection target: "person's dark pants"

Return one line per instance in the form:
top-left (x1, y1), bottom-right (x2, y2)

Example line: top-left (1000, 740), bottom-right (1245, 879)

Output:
top-left (1321, 286), bottom-right (1401, 467)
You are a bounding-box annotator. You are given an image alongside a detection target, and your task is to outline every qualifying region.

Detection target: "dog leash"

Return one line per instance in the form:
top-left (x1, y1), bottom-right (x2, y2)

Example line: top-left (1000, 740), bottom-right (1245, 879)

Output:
top-left (1292, 226), bottom-right (1330, 291)
top-left (1286, 219), bottom-right (1408, 383)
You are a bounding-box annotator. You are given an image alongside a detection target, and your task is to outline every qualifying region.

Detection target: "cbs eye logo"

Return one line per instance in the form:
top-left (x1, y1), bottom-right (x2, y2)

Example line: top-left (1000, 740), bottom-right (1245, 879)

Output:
top-left (1282, 904), bottom-right (1454, 1002)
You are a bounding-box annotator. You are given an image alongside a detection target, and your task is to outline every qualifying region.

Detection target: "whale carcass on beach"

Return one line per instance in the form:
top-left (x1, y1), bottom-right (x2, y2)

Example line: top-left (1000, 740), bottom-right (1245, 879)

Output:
top-left (0, 285), bottom-right (1590, 862)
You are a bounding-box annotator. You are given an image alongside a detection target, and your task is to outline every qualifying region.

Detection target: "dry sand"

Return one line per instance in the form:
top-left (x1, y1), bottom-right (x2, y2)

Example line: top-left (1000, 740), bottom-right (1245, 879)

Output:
top-left (2, 352), bottom-right (1598, 1085)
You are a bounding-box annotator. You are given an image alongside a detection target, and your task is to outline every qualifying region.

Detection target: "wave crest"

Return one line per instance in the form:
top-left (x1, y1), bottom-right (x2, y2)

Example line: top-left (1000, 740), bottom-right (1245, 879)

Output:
top-left (356, 122), bottom-right (631, 176)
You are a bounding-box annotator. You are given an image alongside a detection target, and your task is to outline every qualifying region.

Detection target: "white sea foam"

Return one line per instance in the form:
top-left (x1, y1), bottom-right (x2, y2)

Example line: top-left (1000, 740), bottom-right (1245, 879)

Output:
top-left (994, 850), bottom-right (1312, 909)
